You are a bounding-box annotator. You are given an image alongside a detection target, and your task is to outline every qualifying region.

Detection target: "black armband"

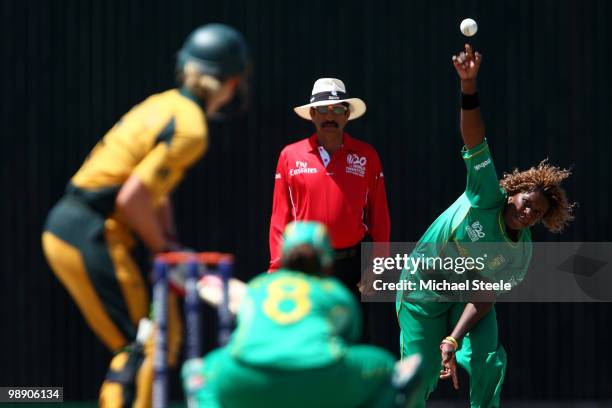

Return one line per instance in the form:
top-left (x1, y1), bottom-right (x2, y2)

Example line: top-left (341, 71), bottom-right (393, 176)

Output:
top-left (461, 92), bottom-right (480, 110)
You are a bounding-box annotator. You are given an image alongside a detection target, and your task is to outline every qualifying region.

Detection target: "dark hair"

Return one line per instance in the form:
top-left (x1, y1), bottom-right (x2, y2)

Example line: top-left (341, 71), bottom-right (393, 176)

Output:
top-left (281, 244), bottom-right (322, 275)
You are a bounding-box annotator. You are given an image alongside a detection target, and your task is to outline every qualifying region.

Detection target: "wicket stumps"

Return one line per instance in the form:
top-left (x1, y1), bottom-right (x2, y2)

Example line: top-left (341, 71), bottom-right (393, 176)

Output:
top-left (152, 252), bottom-right (235, 408)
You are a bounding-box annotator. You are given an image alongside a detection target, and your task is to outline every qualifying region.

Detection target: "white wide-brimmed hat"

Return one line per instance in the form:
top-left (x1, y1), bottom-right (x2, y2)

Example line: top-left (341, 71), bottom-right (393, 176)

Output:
top-left (294, 78), bottom-right (367, 121)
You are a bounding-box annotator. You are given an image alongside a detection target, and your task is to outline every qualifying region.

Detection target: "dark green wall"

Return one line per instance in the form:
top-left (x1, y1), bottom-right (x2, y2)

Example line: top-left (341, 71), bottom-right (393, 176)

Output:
top-left (2, 0), bottom-right (611, 401)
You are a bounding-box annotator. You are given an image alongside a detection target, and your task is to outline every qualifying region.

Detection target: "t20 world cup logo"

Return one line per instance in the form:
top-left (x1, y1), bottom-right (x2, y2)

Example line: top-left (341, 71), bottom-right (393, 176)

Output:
top-left (346, 154), bottom-right (367, 177)
top-left (347, 154), bottom-right (367, 167)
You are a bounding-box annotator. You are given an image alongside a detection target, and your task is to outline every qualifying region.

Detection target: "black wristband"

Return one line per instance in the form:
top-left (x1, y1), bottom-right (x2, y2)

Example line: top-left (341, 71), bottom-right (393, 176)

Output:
top-left (461, 92), bottom-right (479, 110)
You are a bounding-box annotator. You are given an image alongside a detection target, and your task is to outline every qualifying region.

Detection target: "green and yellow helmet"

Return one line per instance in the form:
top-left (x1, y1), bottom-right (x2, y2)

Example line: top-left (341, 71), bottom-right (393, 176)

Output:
top-left (282, 221), bottom-right (334, 268)
top-left (177, 23), bottom-right (249, 78)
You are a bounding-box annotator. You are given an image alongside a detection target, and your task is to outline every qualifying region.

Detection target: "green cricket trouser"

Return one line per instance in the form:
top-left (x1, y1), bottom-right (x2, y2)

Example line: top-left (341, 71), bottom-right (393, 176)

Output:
top-left (396, 301), bottom-right (506, 408)
top-left (182, 345), bottom-right (399, 408)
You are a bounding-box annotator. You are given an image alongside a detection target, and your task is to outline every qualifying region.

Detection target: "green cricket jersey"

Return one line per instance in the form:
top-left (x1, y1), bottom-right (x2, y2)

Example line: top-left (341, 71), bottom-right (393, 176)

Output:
top-left (399, 140), bottom-right (532, 300)
top-left (229, 269), bottom-right (361, 369)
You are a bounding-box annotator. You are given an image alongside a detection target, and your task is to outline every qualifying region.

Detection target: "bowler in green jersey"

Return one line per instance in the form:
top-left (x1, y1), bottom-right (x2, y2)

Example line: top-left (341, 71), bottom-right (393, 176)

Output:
top-left (183, 221), bottom-right (422, 408)
top-left (396, 44), bottom-right (575, 408)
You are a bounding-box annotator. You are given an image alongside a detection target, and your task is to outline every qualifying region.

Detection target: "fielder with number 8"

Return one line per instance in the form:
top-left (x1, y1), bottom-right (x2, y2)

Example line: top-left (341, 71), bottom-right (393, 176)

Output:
top-left (183, 221), bottom-right (422, 408)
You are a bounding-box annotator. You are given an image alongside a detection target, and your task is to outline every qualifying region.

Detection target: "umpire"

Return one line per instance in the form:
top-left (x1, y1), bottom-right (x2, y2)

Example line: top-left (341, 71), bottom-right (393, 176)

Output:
top-left (268, 78), bottom-right (395, 350)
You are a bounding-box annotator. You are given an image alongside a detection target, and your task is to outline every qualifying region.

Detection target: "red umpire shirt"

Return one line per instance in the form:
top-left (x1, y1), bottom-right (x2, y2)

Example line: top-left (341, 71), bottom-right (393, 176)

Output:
top-left (269, 133), bottom-right (390, 270)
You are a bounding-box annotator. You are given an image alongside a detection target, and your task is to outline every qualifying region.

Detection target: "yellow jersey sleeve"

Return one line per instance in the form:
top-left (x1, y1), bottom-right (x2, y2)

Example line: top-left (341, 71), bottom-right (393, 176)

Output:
top-left (133, 117), bottom-right (207, 200)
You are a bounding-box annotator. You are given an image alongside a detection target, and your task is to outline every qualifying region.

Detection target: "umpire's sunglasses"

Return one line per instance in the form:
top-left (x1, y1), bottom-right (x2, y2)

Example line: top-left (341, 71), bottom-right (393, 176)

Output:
top-left (313, 105), bottom-right (349, 115)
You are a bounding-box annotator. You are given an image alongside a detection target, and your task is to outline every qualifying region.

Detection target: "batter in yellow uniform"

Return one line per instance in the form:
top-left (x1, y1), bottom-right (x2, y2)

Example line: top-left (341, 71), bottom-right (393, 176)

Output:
top-left (41, 24), bottom-right (249, 407)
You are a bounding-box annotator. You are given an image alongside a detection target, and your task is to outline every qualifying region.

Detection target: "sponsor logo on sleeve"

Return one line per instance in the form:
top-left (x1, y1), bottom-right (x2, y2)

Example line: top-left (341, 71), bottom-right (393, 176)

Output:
top-left (474, 157), bottom-right (491, 171)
